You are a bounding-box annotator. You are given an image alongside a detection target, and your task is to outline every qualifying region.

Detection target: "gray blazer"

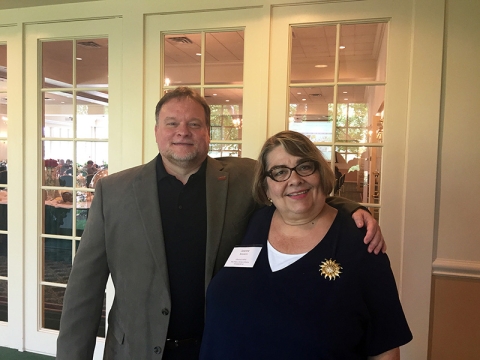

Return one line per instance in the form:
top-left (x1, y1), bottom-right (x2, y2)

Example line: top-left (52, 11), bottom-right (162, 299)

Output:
top-left (56, 156), bottom-right (258, 360)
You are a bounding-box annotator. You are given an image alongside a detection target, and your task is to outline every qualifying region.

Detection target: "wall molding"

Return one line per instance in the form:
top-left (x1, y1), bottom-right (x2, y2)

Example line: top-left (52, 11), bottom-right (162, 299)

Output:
top-left (433, 258), bottom-right (480, 279)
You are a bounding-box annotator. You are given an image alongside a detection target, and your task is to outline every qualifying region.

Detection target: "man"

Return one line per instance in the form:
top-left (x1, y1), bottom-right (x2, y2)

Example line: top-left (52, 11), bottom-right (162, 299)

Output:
top-left (57, 87), bottom-right (384, 360)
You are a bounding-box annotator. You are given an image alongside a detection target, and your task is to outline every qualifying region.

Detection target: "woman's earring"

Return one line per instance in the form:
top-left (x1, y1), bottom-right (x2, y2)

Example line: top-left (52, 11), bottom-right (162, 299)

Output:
top-left (268, 198), bottom-right (273, 203)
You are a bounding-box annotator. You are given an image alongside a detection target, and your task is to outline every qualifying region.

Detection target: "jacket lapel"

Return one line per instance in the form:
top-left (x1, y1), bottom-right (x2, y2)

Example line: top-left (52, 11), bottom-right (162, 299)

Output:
top-left (205, 157), bottom-right (228, 287)
top-left (132, 158), bottom-right (170, 290)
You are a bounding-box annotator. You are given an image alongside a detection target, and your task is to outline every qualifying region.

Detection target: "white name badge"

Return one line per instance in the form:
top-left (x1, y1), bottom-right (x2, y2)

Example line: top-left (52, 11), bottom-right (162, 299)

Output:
top-left (224, 246), bottom-right (262, 268)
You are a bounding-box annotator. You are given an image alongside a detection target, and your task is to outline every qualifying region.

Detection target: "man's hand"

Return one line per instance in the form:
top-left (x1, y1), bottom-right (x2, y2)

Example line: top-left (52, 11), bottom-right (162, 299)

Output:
top-left (352, 209), bottom-right (386, 254)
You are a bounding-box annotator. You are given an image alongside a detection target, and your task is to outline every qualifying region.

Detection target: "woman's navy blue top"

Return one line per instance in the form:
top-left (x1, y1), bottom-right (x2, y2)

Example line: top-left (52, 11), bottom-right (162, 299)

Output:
top-left (200, 206), bottom-right (412, 359)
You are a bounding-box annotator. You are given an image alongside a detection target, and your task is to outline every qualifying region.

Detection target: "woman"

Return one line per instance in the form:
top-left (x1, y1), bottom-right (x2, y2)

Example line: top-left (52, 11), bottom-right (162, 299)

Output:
top-left (200, 131), bottom-right (412, 359)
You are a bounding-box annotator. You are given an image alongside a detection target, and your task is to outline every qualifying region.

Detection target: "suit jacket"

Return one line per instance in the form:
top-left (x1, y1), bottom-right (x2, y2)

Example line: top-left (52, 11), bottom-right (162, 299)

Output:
top-left (56, 155), bottom-right (258, 360)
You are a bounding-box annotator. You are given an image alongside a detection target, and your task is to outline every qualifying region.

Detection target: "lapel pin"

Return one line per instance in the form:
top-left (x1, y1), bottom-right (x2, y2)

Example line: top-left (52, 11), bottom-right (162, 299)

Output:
top-left (217, 176), bottom-right (227, 181)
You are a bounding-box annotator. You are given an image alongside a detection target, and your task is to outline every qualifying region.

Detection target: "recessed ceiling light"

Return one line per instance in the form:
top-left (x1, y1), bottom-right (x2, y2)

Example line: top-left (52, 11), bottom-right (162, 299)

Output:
top-left (196, 53), bottom-right (201, 56)
top-left (297, 92), bottom-right (302, 95)
top-left (213, 94), bottom-right (217, 96)
top-left (339, 46), bottom-right (346, 49)
top-left (302, 98), bottom-right (306, 101)
top-left (343, 91), bottom-right (348, 94)
top-left (314, 64), bottom-right (328, 68)
top-left (226, 100), bottom-right (230, 102)
top-left (344, 98), bottom-right (348, 101)
top-left (76, 57), bottom-right (82, 61)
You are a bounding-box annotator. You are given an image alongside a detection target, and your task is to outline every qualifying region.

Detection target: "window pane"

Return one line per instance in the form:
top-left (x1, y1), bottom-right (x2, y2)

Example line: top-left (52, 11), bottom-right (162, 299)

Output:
top-left (205, 31), bottom-right (244, 85)
top-left (335, 85), bottom-right (385, 143)
top-left (76, 142), bottom-right (108, 189)
top-left (44, 92), bottom-right (74, 139)
top-left (43, 238), bottom-right (72, 283)
top-left (288, 86), bottom-right (333, 142)
top-left (290, 25), bottom-right (336, 83)
top-left (42, 41), bottom-right (73, 88)
top-left (164, 33), bottom-right (201, 86)
top-left (338, 23), bottom-right (388, 82)
top-left (0, 234), bottom-right (6, 276)
top-left (0, 279), bottom-right (6, 322)
top-left (208, 143), bottom-right (241, 158)
top-left (76, 91), bottom-right (109, 139)
top-left (76, 38), bottom-right (108, 87)
top-left (44, 195), bottom-right (73, 236)
top-left (205, 88), bottom-right (243, 142)
top-left (42, 285), bottom-right (65, 330)
top-left (335, 145), bottom-right (382, 205)
top-left (43, 141), bottom-right (74, 186)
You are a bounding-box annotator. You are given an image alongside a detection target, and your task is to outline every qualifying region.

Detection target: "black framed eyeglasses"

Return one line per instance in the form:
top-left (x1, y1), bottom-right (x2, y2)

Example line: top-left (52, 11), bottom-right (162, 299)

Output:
top-left (265, 160), bottom-right (318, 182)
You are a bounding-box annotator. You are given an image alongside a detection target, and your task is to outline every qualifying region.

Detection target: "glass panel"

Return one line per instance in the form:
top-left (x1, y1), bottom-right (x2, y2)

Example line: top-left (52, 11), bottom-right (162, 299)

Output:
top-left (76, 38), bottom-right (108, 87)
top-left (43, 141), bottom-right (74, 186)
top-left (0, 199), bottom-right (6, 231)
top-left (335, 145), bottom-right (382, 205)
top-left (42, 285), bottom-right (65, 330)
top-left (76, 91), bottom-right (109, 139)
top-left (338, 23), bottom-right (388, 82)
top-left (42, 41), bottom-right (73, 88)
top-left (44, 192), bottom-right (73, 236)
top-left (335, 85), bottom-right (385, 143)
top-left (290, 25), bottom-right (336, 83)
top-left (43, 91), bottom-right (74, 138)
top-left (164, 33), bottom-right (201, 86)
top-left (205, 88), bottom-right (243, 142)
top-left (288, 86), bottom-right (334, 142)
top-left (0, 279), bottom-right (6, 322)
top-left (205, 31), bottom-right (244, 85)
top-left (43, 238), bottom-right (72, 283)
top-left (208, 143), bottom-right (241, 158)
top-left (76, 190), bottom-right (91, 237)
top-left (0, 234), bottom-right (6, 276)
top-left (76, 142), bottom-right (108, 188)
top-left (0, 43), bottom-right (7, 88)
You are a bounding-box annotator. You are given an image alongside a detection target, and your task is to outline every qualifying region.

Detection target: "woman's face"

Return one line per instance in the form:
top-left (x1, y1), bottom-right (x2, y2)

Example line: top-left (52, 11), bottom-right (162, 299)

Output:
top-left (265, 145), bottom-right (326, 220)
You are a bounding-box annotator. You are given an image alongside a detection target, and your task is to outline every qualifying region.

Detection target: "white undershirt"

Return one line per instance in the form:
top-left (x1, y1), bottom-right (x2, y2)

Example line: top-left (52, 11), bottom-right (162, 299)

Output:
top-left (267, 241), bottom-right (308, 272)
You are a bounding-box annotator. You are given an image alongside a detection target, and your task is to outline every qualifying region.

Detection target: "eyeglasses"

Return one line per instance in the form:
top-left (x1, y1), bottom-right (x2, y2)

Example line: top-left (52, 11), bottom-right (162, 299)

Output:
top-left (265, 160), bottom-right (318, 182)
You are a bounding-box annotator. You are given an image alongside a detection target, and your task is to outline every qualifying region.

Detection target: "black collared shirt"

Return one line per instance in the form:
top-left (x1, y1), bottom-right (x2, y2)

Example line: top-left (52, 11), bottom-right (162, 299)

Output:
top-left (156, 155), bottom-right (207, 341)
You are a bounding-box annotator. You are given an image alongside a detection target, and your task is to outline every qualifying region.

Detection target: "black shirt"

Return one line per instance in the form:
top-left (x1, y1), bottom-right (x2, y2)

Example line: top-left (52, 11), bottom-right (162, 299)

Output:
top-left (156, 155), bottom-right (207, 343)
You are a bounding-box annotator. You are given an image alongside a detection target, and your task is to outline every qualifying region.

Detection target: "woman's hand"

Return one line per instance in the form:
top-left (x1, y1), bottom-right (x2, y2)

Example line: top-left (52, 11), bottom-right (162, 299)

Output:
top-left (352, 209), bottom-right (386, 254)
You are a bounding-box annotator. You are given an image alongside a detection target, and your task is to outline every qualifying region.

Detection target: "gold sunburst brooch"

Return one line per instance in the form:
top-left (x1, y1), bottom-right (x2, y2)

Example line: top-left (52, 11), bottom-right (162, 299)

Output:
top-left (319, 258), bottom-right (342, 280)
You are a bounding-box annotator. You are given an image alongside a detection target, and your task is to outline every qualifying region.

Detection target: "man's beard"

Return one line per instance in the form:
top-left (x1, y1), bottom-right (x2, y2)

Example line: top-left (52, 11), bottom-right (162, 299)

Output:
top-left (162, 148), bottom-right (201, 167)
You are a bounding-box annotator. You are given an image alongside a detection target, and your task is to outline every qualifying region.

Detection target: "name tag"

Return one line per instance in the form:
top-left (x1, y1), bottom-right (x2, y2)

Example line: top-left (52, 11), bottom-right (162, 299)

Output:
top-left (224, 246), bottom-right (262, 268)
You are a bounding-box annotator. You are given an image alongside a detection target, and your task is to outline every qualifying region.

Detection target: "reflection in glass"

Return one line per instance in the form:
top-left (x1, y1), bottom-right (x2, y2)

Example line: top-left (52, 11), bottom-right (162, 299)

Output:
top-left (76, 91), bottom-right (108, 139)
top-left (335, 85), bottom-right (385, 143)
top-left (290, 25), bottom-right (336, 83)
top-left (43, 238), bottom-right (72, 283)
top-left (209, 143), bottom-right (241, 158)
top-left (205, 31), bottom-right (244, 85)
top-left (0, 234), bottom-right (6, 276)
top-left (43, 141), bottom-right (73, 187)
top-left (164, 33), bottom-right (201, 86)
top-left (44, 193), bottom-right (73, 236)
top-left (76, 38), bottom-right (108, 86)
top-left (42, 41), bottom-right (73, 88)
top-left (288, 86), bottom-right (333, 142)
top-left (205, 88), bottom-right (243, 143)
top-left (42, 285), bottom-right (65, 330)
top-left (335, 145), bottom-right (382, 205)
top-left (0, 279), bottom-right (6, 322)
top-left (338, 23), bottom-right (388, 82)
top-left (43, 92), bottom-right (73, 138)
top-left (76, 142), bottom-right (108, 189)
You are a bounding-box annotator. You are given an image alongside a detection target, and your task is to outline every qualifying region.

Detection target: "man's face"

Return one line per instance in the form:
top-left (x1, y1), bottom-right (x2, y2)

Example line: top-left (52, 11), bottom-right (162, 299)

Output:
top-left (155, 97), bottom-right (210, 169)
